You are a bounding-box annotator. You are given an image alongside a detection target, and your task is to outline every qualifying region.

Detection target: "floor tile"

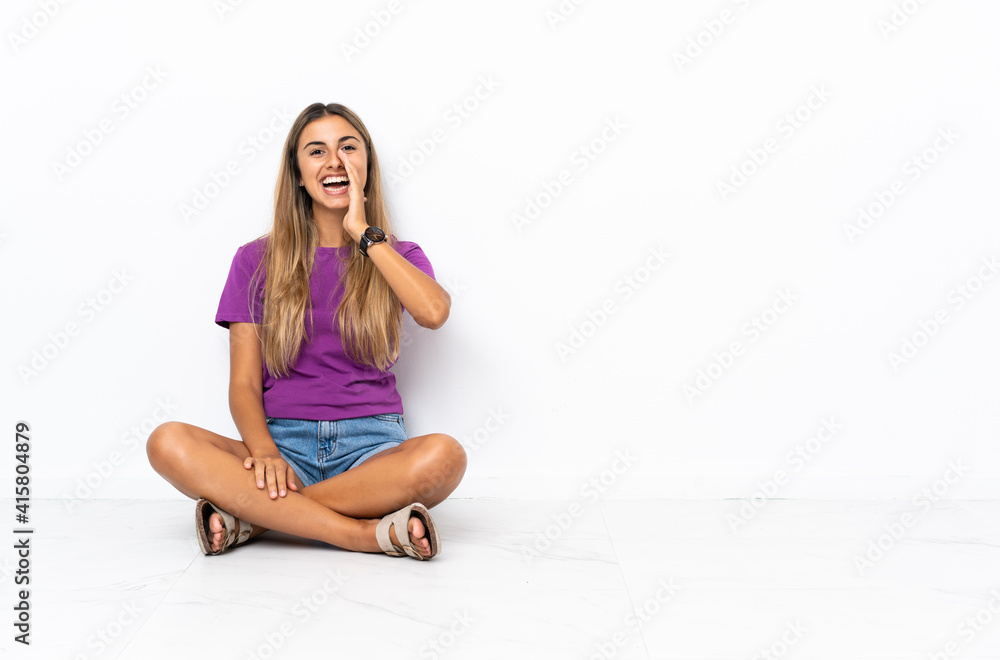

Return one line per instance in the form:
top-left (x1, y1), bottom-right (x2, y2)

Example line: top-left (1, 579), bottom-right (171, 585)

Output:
top-left (2, 498), bottom-right (999, 660)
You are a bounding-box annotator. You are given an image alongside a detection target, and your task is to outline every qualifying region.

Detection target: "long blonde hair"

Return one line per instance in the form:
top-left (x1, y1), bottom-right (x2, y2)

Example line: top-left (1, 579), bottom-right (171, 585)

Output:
top-left (248, 103), bottom-right (401, 376)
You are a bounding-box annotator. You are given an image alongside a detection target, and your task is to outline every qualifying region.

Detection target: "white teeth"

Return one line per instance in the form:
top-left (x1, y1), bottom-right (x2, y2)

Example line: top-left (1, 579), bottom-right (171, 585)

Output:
top-left (322, 176), bottom-right (348, 185)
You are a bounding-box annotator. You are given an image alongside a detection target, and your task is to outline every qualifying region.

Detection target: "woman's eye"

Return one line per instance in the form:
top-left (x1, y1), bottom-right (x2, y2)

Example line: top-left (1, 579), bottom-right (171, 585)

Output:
top-left (342, 145), bottom-right (355, 152)
top-left (310, 149), bottom-right (323, 156)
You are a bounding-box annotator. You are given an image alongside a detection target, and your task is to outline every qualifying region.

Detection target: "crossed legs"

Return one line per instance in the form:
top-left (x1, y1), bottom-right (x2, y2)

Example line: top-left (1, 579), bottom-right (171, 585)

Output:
top-left (146, 421), bottom-right (467, 555)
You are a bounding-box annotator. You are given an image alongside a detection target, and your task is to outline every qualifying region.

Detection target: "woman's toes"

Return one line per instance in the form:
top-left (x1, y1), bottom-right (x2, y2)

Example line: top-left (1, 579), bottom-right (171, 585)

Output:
top-left (208, 512), bottom-right (225, 552)
top-left (380, 513), bottom-right (431, 557)
top-left (408, 516), bottom-right (430, 556)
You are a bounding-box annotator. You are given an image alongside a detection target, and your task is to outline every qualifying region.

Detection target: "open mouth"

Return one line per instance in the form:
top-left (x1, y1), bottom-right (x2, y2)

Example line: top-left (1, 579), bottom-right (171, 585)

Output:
top-left (322, 175), bottom-right (349, 194)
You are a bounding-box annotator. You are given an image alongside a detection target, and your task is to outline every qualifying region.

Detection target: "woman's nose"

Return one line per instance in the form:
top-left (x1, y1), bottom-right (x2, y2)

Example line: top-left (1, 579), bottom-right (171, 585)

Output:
top-left (330, 150), bottom-right (350, 170)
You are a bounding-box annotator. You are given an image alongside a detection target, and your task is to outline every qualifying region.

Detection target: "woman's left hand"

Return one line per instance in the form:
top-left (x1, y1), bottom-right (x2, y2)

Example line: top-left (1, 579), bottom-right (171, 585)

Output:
top-left (340, 146), bottom-right (369, 241)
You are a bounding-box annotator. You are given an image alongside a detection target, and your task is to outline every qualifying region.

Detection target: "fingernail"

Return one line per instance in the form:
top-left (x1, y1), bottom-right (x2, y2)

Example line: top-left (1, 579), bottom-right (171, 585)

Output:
top-left (271, 491), bottom-right (276, 497)
top-left (258, 481), bottom-right (264, 488)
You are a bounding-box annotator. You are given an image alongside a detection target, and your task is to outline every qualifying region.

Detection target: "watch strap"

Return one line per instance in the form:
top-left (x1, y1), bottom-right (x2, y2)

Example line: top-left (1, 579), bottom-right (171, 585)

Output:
top-left (359, 227), bottom-right (385, 257)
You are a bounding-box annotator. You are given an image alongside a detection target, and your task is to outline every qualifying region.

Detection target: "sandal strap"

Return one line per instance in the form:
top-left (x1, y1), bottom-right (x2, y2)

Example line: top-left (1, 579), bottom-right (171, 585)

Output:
top-left (375, 505), bottom-right (423, 559)
top-left (215, 507), bottom-right (252, 550)
top-left (234, 518), bottom-right (253, 545)
top-left (375, 507), bottom-right (407, 556)
top-left (198, 500), bottom-right (252, 555)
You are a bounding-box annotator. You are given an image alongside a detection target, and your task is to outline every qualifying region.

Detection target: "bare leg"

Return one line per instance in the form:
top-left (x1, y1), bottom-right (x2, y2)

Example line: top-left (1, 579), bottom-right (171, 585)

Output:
top-left (300, 433), bottom-right (468, 518)
top-left (146, 422), bottom-right (444, 555)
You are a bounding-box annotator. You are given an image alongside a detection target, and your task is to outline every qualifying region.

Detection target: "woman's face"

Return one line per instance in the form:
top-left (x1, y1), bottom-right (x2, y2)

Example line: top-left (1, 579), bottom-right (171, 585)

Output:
top-left (296, 114), bottom-right (368, 212)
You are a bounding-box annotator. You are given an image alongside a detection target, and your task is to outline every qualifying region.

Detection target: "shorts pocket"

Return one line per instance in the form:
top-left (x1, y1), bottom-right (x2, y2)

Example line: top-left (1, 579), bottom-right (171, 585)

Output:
top-left (372, 413), bottom-right (402, 424)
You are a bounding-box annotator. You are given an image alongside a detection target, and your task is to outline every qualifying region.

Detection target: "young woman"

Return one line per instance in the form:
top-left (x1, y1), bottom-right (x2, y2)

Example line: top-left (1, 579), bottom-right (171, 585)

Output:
top-left (147, 103), bottom-right (466, 560)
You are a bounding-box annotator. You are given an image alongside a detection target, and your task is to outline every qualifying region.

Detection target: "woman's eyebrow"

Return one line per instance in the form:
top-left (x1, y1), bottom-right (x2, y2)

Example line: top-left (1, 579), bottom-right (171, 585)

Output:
top-left (302, 136), bottom-right (361, 151)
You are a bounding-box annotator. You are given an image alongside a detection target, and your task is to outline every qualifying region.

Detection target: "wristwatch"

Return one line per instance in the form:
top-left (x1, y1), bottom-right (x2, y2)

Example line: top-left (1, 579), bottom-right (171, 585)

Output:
top-left (359, 226), bottom-right (386, 257)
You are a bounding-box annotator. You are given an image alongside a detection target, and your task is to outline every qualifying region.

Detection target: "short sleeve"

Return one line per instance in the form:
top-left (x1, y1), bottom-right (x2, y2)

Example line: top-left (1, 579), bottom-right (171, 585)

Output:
top-left (395, 239), bottom-right (436, 280)
top-left (215, 239), bottom-right (267, 329)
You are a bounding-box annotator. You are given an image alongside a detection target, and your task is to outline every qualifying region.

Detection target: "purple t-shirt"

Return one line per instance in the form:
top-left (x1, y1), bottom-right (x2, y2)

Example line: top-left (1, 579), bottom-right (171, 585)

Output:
top-left (214, 236), bottom-right (435, 421)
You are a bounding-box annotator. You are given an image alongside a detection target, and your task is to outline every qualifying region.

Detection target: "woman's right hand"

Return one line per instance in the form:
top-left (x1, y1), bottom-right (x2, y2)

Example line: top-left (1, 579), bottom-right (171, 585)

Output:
top-left (244, 454), bottom-right (299, 499)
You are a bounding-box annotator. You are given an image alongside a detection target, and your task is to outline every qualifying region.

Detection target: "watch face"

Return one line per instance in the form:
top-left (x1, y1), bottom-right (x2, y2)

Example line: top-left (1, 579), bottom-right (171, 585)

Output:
top-left (364, 227), bottom-right (385, 242)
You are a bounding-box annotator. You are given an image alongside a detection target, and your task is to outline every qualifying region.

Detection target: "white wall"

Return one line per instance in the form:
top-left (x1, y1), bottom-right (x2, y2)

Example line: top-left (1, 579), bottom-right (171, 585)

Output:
top-left (4, 0), bottom-right (999, 503)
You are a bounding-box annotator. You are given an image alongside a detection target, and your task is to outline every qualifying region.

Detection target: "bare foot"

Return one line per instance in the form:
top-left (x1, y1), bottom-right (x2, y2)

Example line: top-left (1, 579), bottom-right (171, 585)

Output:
top-left (206, 512), bottom-right (264, 553)
top-left (365, 513), bottom-right (431, 557)
top-left (208, 512), bottom-right (228, 553)
top-left (397, 515), bottom-right (431, 557)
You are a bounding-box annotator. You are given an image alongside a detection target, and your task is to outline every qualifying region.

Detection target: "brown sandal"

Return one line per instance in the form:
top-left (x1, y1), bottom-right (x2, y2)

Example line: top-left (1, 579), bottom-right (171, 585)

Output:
top-left (375, 503), bottom-right (440, 560)
top-left (195, 499), bottom-right (253, 556)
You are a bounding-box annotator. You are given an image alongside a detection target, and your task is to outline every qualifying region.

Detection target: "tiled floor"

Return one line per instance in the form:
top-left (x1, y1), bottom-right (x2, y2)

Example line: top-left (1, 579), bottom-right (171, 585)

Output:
top-left (4, 498), bottom-right (999, 659)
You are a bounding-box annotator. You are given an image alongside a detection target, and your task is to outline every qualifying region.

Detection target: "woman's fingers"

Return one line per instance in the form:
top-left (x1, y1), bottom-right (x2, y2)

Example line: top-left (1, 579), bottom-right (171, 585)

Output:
top-left (263, 461), bottom-right (279, 498)
top-left (243, 456), bottom-right (264, 488)
top-left (245, 456), bottom-right (296, 498)
top-left (279, 463), bottom-right (299, 494)
top-left (274, 463), bottom-right (287, 497)
top-left (340, 147), bottom-right (366, 231)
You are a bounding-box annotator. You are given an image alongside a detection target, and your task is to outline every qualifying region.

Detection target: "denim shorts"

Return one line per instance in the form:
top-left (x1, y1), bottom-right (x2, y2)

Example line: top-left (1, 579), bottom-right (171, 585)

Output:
top-left (265, 413), bottom-right (408, 488)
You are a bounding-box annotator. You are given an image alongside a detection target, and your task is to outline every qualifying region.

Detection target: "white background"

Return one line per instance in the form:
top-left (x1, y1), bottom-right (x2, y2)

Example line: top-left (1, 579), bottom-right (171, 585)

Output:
top-left (3, 0), bottom-right (999, 503)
